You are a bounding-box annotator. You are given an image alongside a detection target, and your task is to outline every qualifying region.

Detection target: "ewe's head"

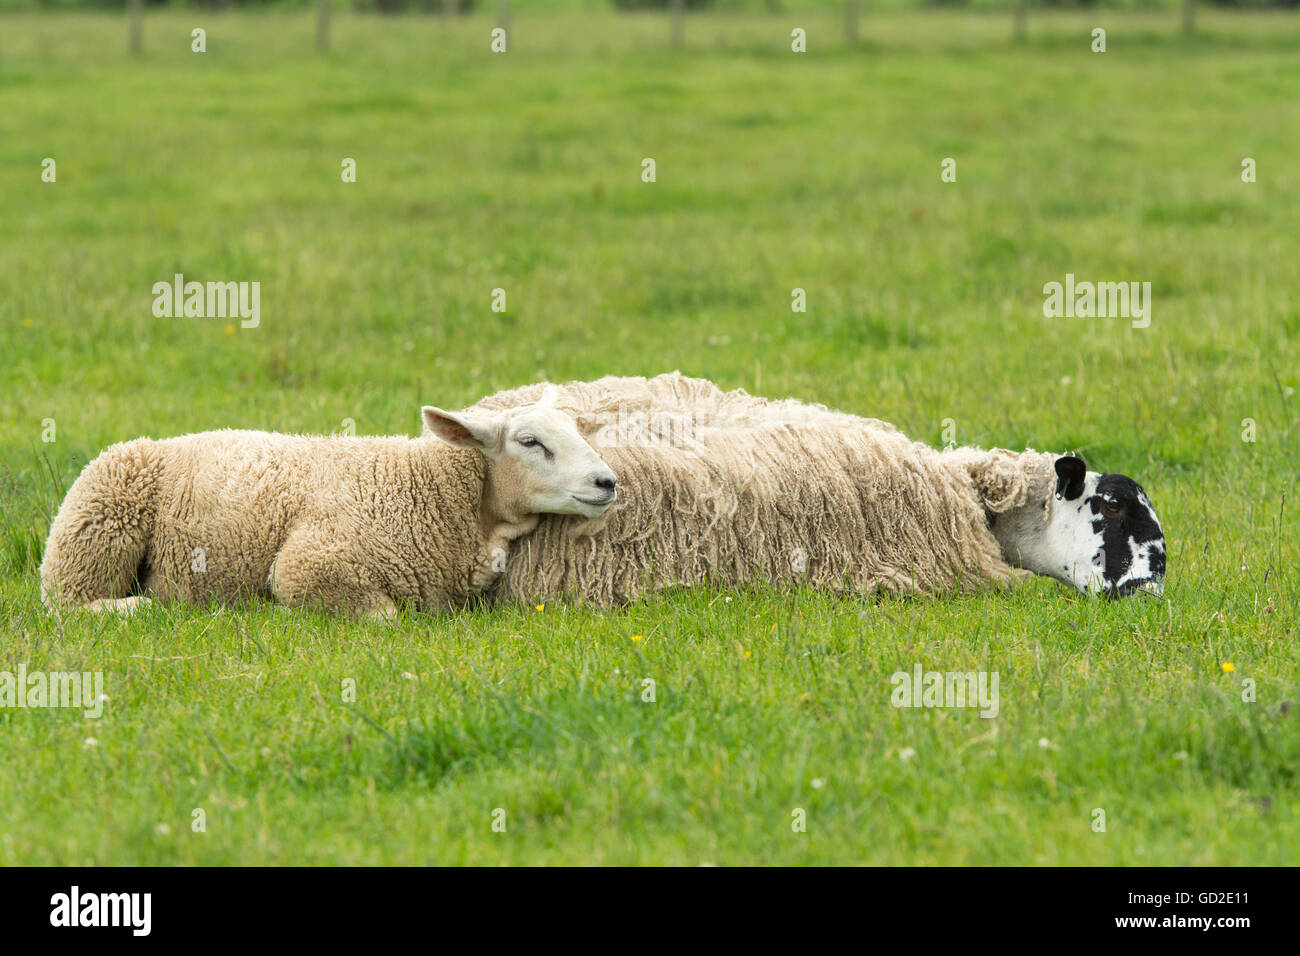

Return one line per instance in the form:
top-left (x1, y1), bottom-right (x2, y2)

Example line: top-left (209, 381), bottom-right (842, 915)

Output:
top-left (422, 386), bottom-right (618, 520)
top-left (1001, 456), bottom-right (1166, 599)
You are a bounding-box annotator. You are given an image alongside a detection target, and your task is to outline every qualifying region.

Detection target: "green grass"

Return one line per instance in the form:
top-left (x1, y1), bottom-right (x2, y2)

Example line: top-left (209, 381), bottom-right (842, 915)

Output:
top-left (0, 10), bottom-right (1297, 865)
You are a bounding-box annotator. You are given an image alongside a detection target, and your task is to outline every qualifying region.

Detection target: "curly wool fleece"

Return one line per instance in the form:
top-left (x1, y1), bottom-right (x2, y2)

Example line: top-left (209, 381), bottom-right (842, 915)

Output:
top-left (39, 430), bottom-right (494, 615)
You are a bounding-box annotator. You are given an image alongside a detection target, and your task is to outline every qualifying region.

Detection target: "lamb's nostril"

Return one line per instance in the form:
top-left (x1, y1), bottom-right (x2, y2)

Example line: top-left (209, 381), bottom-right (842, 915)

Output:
top-left (594, 475), bottom-right (616, 491)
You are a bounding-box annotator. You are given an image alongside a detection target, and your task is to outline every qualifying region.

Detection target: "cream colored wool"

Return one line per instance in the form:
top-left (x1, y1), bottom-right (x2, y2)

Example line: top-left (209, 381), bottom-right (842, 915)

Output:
top-left (470, 371), bottom-right (894, 434)
top-left (40, 430), bottom-right (500, 616)
top-left (472, 373), bottom-right (1057, 606)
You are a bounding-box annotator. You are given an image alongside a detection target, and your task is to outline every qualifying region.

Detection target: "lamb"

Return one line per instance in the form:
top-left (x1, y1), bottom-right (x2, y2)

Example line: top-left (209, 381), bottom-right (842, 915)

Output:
top-left (469, 373), bottom-right (1167, 604)
top-left (39, 388), bottom-right (619, 617)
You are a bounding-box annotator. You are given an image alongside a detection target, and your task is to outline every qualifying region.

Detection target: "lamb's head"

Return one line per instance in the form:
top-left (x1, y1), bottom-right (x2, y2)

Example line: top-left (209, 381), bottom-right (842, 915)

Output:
top-left (992, 455), bottom-right (1166, 599)
top-left (422, 386), bottom-right (618, 522)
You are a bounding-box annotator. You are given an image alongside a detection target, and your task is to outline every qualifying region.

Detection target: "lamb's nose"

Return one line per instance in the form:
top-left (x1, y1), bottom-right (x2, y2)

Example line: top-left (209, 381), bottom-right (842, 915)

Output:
top-left (594, 475), bottom-right (616, 491)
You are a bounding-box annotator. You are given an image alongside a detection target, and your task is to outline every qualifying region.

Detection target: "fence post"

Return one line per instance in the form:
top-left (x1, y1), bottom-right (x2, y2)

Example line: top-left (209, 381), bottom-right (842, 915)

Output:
top-left (317, 0), bottom-right (330, 53)
top-left (127, 0), bottom-right (142, 55)
top-left (499, 0), bottom-right (512, 40)
top-left (844, 0), bottom-right (859, 46)
top-left (1182, 0), bottom-right (1195, 35)
top-left (1014, 0), bottom-right (1028, 42)
top-left (670, 0), bottom-right (685, 50)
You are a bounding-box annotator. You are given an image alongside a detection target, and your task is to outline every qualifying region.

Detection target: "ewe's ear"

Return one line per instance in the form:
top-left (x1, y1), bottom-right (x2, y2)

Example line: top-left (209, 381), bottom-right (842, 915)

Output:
top-left (1054, 456), bottom-right (1087, 501)
top-left (422, 407), bottom-right (503, 455)
top-left (536, 384), bottom-right (559, 409)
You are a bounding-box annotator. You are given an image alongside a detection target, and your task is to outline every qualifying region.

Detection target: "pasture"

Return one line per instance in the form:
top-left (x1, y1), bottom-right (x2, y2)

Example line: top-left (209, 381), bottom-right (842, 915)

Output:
top-left (0, 8), bottom-right (1297, 864)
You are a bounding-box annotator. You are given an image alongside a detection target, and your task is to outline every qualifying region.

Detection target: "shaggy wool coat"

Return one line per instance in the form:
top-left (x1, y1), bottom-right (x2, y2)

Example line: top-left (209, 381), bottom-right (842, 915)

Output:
top-left (470, 373), bottom-right (1055, 605)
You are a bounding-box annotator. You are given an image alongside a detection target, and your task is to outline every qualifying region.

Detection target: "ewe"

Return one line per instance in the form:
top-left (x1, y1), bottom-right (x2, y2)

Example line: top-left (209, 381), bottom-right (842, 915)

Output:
top-left (40, 388), bottom-right (618, 617)
top-left (471, 373), bottom-right (1167, 604)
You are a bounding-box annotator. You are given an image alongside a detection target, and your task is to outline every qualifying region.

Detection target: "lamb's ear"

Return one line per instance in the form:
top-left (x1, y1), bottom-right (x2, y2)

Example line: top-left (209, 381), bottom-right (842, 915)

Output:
top-left (422, 407), bottom-right (503, 455)
top-left (1054, 456), bottom-right (1087, 501)
top-left (536, 384), bottom-right (559, 409)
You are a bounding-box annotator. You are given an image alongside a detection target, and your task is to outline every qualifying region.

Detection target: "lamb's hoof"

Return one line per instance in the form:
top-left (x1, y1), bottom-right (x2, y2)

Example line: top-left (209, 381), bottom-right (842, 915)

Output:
top-left (365, 598), bottom-right (398, 623)
top-left (86, 596), bottom-right (152, 615)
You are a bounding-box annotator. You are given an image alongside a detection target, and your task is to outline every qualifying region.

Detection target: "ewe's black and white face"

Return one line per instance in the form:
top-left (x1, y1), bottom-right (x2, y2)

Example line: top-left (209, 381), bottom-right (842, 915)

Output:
top-left (1042, 456), bottom-right (1166, 598)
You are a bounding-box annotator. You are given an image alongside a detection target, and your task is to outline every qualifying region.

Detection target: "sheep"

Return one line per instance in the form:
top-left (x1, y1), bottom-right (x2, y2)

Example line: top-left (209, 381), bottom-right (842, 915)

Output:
top-left (39, 388), bottom-right (619, 617)
top-left (468, 373), bottom-right (1167, 604)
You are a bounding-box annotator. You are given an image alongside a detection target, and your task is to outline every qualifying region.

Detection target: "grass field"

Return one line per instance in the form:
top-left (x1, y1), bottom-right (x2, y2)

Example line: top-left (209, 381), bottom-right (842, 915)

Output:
top-left (0, 9), bottom-right (1297, 865)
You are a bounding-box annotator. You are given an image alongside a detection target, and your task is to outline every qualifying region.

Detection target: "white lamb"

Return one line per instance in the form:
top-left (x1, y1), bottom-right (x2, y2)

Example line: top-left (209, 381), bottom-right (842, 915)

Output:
top-left (39, 387), bottom-right (618, 617)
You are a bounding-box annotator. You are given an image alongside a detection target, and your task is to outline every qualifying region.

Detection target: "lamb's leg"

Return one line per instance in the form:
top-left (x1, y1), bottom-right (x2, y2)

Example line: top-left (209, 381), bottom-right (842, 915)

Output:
top-left (366, 596), bottom-right (398, 622)
top-left (40, 439), bottom-right (160, 610)
top-left (469, 517), bottom-right (538, 592)
top-left (270, 530), bottom-right (395, 618)
top-left (86, 596), bottom-right (153, 615)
